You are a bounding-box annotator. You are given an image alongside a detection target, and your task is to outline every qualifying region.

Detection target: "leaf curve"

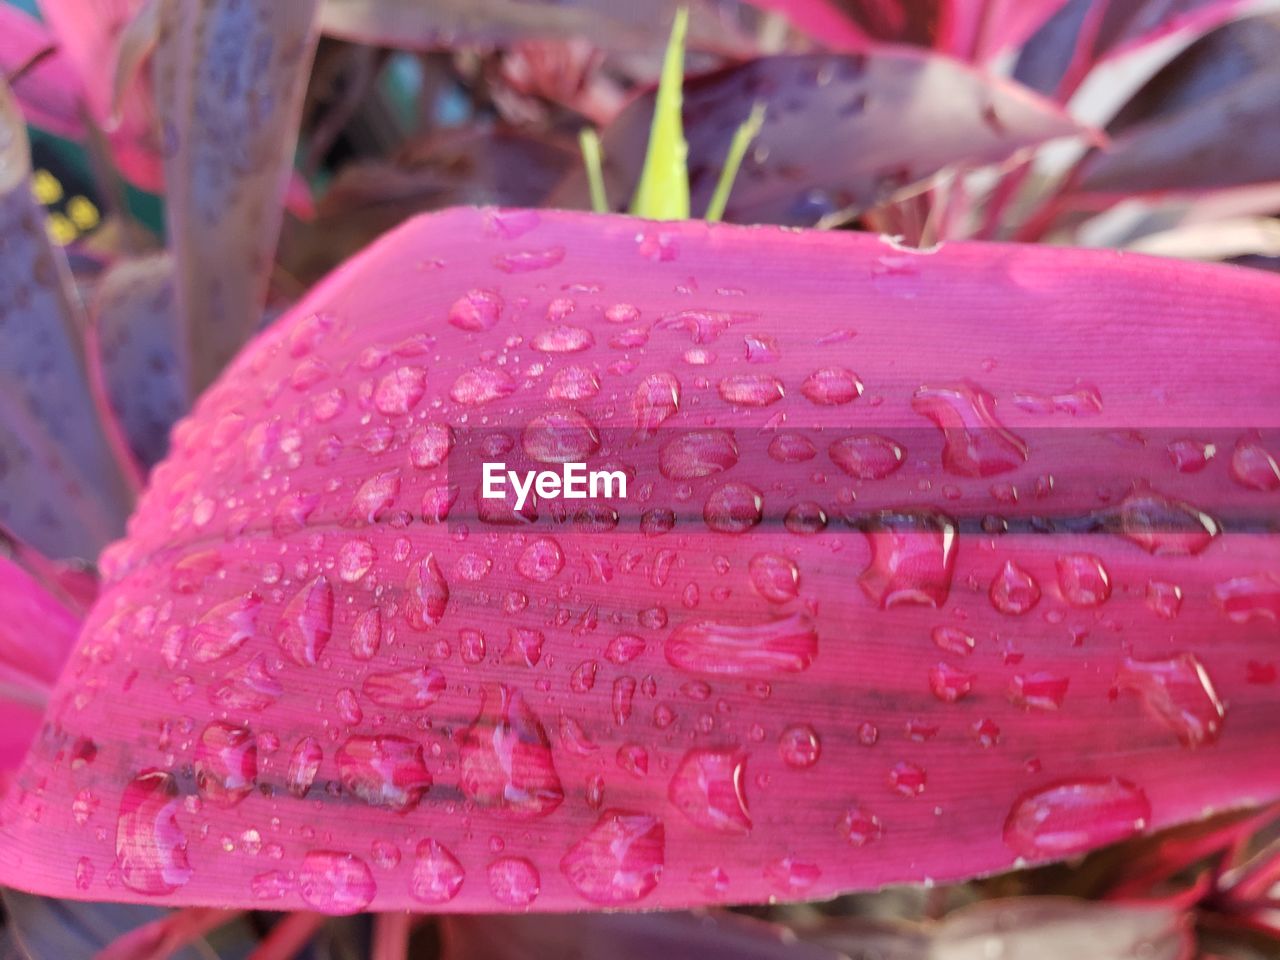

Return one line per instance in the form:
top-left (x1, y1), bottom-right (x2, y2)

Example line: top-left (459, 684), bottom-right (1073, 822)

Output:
top-left (0, 208), bottom-right (1277, 914)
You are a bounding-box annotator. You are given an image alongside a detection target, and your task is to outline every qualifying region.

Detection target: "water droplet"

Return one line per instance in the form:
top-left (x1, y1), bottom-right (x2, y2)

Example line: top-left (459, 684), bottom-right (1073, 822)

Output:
top-left (459, 684), bottom-right (564, 817)
top-left (1056, 554), bottom-right (1110, 607)
top-left (1146, 581), bottom-right (1183, 619)
top-left (374, 366), bottom-right (427, 416)
top-left (115, 771), bottom-right (192, 895)
top-left (449, 289), bottom-right (503, 331)
top-left (288, 738), bottom-right (322, 798)
top-left (666, 612), bottom-right (818, 675)
top-left (704, 483), bottom-right (763, 534)
top-left (1214, 574), bottom-right (1280, 623)
top-left (210, 654), bottom-right (282, 712)
top-left (487, 857), bottom-right (540, 906)
top-left (1104, 491), bottom-right (1219, 556)
top-left (764, 856), bottom-right (821, 893)
top-left (411, 840), bottom-right (465, 904)
top-left (523, 409), bottom-right (600, 463)
top-left (617, 742), bottom-right (649, 777)
top-left (338, 540), bottom-right (376, 583)
top-left (278, 576), bottom-right (334, 666)
top-left (337, 736), bottom-right (432, 812)
top-left (363, 667), bottom-right (446, 709)
top-left (801, 367), bottom-right (863, 405)
top-left (837, 804), bottom-right (882, 846)
top-left (195, 723), bottom-right (257, 807)
top-left (351, 608), bottom-right (383, 660)
top-left (451, 366), bottom-right (516, 406)
top-left (1230, 438), bottom-right (1280, 490)
top-left (517, 537), bottom-right (564, 581)
top-left (561, 810), bottom-right (665, 904)
top-left (779, 723), bottom-right (821, 768)
top-left (929, 662), bottom-right (975, 703)
top-left (784, 501), bottom-right (827, 535)
top-left (532, 324), bottom-right (594, 353)
top-left (768, 432), bottom-right (816, 463)
top-left (829, 434), bottom-right (906, 480)
top-left (299, 851), bottom-right (376, 913)
top-left (912, 381), bottom-right (1028, 476)
top-left (408, 423), bottom-right (454, 469)
top-left (633, 373), bottom-right (680, 433)
top-left (990, 560), bottom-right (1040, 615)
top-left (669, 748), bottom-right (751, 834)
top-left (888, 761), bottom-right (926, 797)
top-left (748, 553), bottom-right (800, 604)
top-left (659, 430), bottom-right (738, 480)
top-left (718, 373), bottom-right (784, 407)
top-left (931, 625), bottom-right (974, 655)
top-left (1167, 439), bottom-right (1215, 473)
top-left (1008, 672), bottom-right (1069, 710)
top-left (494, 245), bottom-right (564, 273)
top-left (405, 554), bottom-right (449, 628)
top-left (1004, 779), bottom-right (1149, 858)
top-left (859, 510), bottom-right (957, 609)
top-left (189, 593), bottom-right (261, 663)
top-left (1115, 654), bottom-right (1224, 747)
top-left (606, 634), bottom-right (645, 664)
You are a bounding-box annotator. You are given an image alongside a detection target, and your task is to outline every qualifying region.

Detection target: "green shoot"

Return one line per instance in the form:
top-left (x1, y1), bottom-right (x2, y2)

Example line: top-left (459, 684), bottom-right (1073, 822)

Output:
top-left (628, 7), bottom-right (690, 221)
top-left (704, 103), bottom-right (766, 222)
top-left (578, 128), bottom-right (609, 214)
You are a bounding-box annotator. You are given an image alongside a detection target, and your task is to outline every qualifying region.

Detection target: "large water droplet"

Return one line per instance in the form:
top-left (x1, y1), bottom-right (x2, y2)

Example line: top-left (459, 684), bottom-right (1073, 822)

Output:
top-left (659, 430), bottom-right (738, 480)
top-left (374, 366), bottom-right (427, 416)
top-left (912, 381), bottom-right (1028, 476)
top-left (487, 857), bottom-right (540, 906)
top-left (287, 737), bottom-right (323, 798)
top-left (532, 324), bottom-right (594, 353)
top-left (517, 537), bottom-right (564, 581)
top-left (189, 593), bottom-right (261, 663)
top-left (829, 434), bottom-right (906, 480)
top-left (704, 483), bottom-right (763, 534)
top-left (929, 662), bottom-right (975, 703)
top-left (666, 612), bottom-right (817, 675)
top-left (748, 553), bottom-right (800, 604)
top-left (1230, 438), bottom-right (1280, 490)
top-left (1103, 491), bottom-right (1219, 556)
top-left (336, 735), bottom-right (432, 812)
top-left (633, 373), bottom-right (680, 434)
top-left (449, 289), bottom-right (503, 331)
top-left (858, 510), bottom-right (957, 609)
top-left (405, 554), bottom-right (449, 629)
top-left (298, 851), bottom-right (376, 913)
top-left (669, 748), bottom-right (751, 834)
top-left (1008, 672), bottom-right (1069, 710)
top-left (837, 804), bottom-right (882, 846)
top-left (718, 373), bottom-right (784, 407)
top-left (1115, 654), bottom-right (1224, 747)
top-left (523, 409), bottom-right (600, 463)
top-left (459, 684), bottom-right (564, 817)
top-left (1214, 573), bottom-right (1280, 623)
top-left (411, 840), bottom-right (465, 904)
top-left (1056, 554), bottom-right (1110, 607)
top-left (1004, 779), bottom-right (1150, 858)
top-left (363, 667), bottom-right (446, 709)
top-left (561, 810), bottom-right (665, 904)
top-left (277, 576), bottom-right (334, 666)
top-left (451, 366), bottom-right (516, 406)
top-left (408, 423), bottom-right (454, 469)
top-left (115, 771), bottom-right (192, 895)
top-left (195, 723), bottom-right (257, 807)
top-left (779, 723), bottom-right (821, 768)
top-left (990, 560), bottom-right (1041, 615)
top-left (801, 367), bottom-right (863, 405)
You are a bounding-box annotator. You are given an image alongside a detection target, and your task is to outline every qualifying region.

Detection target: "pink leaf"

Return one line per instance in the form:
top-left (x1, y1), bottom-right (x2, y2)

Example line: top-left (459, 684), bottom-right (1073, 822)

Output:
top-left (0, 208), bottom-right (1277, 913)
top-left (0, 4), bottom-right (86, 138)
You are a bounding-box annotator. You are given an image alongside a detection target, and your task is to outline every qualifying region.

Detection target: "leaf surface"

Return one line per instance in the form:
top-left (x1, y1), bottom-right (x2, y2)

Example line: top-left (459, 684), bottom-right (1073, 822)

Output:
top-left (0, 208), bottom-right (1277, 913)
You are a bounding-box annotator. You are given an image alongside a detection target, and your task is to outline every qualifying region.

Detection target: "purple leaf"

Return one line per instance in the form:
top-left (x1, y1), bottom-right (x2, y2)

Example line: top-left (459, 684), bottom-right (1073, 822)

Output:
top-left (552, 52), bottom-right (1093, 225)
top-left (1077, 15), bottom-right (1280, 196)
top-left (152, 0), bottom-right (322, 392)
top-left (88, 254), bottom-right (189, 469)
top-left (0, 79), bottom-right (132, 559)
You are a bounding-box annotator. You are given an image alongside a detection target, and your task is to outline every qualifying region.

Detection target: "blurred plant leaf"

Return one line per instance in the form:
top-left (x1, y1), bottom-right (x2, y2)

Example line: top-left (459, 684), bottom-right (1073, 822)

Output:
top-left (552, 51), bottom-right (1093, 225)
top-left (441, 911), bottom-right (847, 960)
top-left (318, 0), bottom-right (758, 55)
top-left (1077, 15), bottom-right (1280, 196)
top-left (0, 77), bottom-right (132, 560)
top-left (0, 4), bottom-right (85, 139)
top-left (1013, 0), bottom-right (1252, 98)
top-left (152, 0), bottom-right (322, 393)
top-left (87, 253), bottom-right (188, 469)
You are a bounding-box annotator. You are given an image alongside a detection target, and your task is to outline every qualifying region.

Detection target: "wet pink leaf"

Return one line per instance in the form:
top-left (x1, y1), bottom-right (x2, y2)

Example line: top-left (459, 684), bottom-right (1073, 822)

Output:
top-left (551, 52), bottom-right (1092, 225)
top-left (152, 0), bottom-right (322, 391)
top-left (1, 207), bottom-right (1278, 914)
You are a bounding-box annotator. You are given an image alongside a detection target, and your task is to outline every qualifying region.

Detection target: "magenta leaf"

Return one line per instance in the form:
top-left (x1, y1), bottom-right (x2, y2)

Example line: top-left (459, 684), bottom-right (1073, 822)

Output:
top-left (0, 4), bottom-right (85, 138)
top-left (0, 80), bottom-right (133, 559)
top-left (1076, 15), bottom-right (1280, 197)
top-left (88, 254), bottom-right (190, 469)
top-left (152, 0), bottom-right (322, 392)
top-left (1, 208), bottom-right (1277, 914)
top-left (551, 52), bottom-right (1091, 225)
